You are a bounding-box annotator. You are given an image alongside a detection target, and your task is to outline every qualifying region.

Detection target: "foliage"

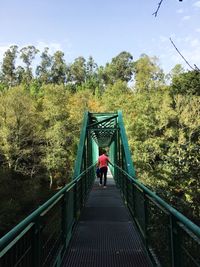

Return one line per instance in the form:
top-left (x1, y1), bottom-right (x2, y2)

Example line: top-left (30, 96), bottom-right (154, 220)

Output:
top-left (171, 70), bottom-right (200, 96)
top-left (36, 47), bottom-right (52, 84)
top-left (1, 45), bottom-right (18, 87)
top-left (20, 45), bottom-right (39, 85)
top-left (103, 51), bottom-right (134, 84)
top-left (133, 54), bottom-right (165, 92)
top-left (0, 86), bottom-right (40, 175)
top-left (68, 56), bottom-right (86, 86)
top-left (51, 51), bottom-right (67, 84)
top-left (0, 46), bottom-right (199, 228)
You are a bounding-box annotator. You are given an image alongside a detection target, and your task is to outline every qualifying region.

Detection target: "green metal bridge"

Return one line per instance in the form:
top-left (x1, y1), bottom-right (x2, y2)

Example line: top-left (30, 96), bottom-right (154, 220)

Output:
top-left (0, 111), bottom-right (200, 267)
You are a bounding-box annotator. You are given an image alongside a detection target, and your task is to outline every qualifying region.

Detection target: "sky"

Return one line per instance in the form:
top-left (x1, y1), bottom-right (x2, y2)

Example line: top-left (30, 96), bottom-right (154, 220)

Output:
top-left (0, 0), bottom-right (200, 73)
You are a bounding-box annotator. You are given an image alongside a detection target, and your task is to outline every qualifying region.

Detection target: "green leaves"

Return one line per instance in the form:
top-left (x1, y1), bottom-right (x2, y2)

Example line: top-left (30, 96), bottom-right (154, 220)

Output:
top-left (0, 87), bottom-right (39, 174)
top-left (133, 54), bottom-right (165, 93)
top-left (1, 45), bottom-right (18, 87)
top-left (171, 70), bottom-right (200, 96)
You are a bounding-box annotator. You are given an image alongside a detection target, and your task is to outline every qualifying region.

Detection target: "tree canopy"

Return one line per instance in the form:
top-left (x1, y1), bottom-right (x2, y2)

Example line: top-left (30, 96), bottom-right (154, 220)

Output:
top-left (0, 46), bottom-right (199, 228)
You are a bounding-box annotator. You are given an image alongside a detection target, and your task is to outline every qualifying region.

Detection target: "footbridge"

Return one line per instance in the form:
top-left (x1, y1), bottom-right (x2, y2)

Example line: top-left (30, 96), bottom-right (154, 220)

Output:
top-left (0, 111), bottom-right (200, 267)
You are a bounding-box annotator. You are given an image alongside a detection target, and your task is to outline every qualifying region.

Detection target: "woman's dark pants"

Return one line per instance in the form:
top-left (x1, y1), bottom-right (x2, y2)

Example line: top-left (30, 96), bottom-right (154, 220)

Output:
top-left (100, 166), bottom-right (108, 186)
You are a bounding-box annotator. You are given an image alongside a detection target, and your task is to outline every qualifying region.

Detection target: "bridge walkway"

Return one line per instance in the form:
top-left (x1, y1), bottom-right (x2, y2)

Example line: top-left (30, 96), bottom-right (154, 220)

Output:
top-left (62, 172), bottom-right (151, 267)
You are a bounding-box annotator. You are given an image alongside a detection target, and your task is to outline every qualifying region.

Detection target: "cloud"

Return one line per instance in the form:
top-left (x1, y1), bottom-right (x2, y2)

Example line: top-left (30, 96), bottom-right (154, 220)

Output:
top-left (182, 15), bottom-right (191, 21)
top-left (193, 1), bottom-right (200, 8)
top-left (196, 28), bottom-right (200, 33)
top-left (190, 38), bottom-right (200, 47)
top-left (176, 9), bottom-right (184, 14)
top-left (159, 36), bottom-right (168, 43)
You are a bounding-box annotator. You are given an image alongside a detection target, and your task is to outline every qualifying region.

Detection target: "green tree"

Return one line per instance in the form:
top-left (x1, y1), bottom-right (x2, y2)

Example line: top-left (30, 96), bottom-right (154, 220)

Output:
top-left (1, 45), bottom-right (18, 87)
top-left (68, 56), bottom-right (86, 86)
top-left (36, 47), bottom-right (52, 84)
top-left (51, 51), bottom-right (67, 84)
top-left (101, 80), bottom-right (131, 111)
top-left (15, 66), bottom-right (25, 85)
top-left (20, 46), bottom-right (39, 85)
top-left (0, 87), bottom-right (40, 176)
top-left (79, 56), bottom-right (100, 94)
top-left (86, 56), bottom-right (98, 79)
top-left (41, 85), bottom-right (72, 187)
top-left (103, 51), bottom-right (134, 84)
top-left (170, 64), bottom-right (185, 79)
top-left (133, 54), bottom-right (165, 92)
top-left (171, 70), bottom-right (200, 96)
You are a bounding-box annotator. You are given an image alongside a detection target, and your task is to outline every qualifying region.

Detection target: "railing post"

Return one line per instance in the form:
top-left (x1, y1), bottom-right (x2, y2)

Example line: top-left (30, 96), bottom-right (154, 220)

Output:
top-left (143, 192), bottom-right (148, 249)
top-left (74, 182), bottom-right (77, 221)
top-left (170, 215), bottom-right (182, 267)
top-left (33, 218), bottom-right (42, 267)
top-left (61, 191), bottom-right (68, 253)
top-left (81, 176), bottom-right (84, 208)
top-left (132, 182), bottom-right (136, 217)
top-left (125, 176), bottom-right (129, 205)
top-left (84, 171), bottom-right (87, 196)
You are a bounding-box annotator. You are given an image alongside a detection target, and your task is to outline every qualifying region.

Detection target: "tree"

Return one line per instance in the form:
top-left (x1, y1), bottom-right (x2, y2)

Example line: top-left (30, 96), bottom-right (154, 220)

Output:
top-left (171, 70), bottom-right (200, 96)
top-left (41, 85), bottom-right (72, 187)
top-left (15, 66), bottom-right (25, 85)
top-left (86, 56), bottom-right (98, 79)
top-left (1, 45), bottom-right (18, 87)
top-left (170, 64), bottom-right (185, 78)
top-left (101, 80), bottom-right (131, 111)
top-left (0, 87), bottom-right (40, 176)
top-left (51, 51), bottom-right (67, 84)
top-left (20, 46), bottom-right (39, 85)
top-left (111, 51), bottom-right (134, 82)
top-left (79, 56), bottom-right (100, 94)
top-left (36, 47), bottom-right (52, 84)
top-left (103, 51), bottom-right (134, 84)
top-left (133, 54), bottom-right (165, 92)
top-left (68, 56), bottom-right (86, 86)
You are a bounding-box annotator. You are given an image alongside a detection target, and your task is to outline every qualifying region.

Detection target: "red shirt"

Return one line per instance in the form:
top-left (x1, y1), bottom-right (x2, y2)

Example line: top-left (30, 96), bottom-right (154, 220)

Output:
top-left (98, 154), bottom-right (110, 168)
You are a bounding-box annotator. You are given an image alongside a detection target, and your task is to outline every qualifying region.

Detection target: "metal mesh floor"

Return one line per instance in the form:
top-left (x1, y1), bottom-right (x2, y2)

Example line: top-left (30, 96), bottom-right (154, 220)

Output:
top-left (62, 177), bottom-right (151, 267)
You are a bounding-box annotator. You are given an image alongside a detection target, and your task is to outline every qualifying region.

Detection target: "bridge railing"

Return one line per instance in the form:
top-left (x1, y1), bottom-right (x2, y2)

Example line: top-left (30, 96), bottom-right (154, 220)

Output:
top-left (114, 164), bottom-right (200, 267)
top-left (0, 164), bottom-right (95, 267)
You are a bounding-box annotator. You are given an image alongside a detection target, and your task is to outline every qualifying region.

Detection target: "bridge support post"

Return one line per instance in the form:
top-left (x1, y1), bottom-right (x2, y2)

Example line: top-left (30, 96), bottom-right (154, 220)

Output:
top-left (32, 218), bottom-right (41, 267)
top-left (61, 191), bottom-right (68, 253)
top-left (170, 215), bottom-right (182, 267)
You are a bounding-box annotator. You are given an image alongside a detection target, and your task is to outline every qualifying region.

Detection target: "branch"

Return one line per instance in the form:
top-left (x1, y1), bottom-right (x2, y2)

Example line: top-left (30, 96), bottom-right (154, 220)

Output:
top-left (194, 64), bottom-right (200, 72)
top-left (169, 38), bottom-right (200, 72)
top-left (152, 0), bottom-right (164, 17)
top-left (153, 0), bottom-right (183, 17)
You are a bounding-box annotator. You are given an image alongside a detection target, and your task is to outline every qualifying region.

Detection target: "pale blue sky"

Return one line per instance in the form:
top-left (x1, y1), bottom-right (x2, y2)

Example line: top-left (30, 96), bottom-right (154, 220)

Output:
top-left (0, 0), bottom-right (200, 73)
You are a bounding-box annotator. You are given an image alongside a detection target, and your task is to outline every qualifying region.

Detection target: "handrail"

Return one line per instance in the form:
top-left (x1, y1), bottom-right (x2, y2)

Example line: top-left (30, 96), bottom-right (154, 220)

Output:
top-left (0, 163), bottom-right (95, 250)
top-left (114, 163), bottom-right (200, 266)
top-left (114, 163), bottom-right (200, 238)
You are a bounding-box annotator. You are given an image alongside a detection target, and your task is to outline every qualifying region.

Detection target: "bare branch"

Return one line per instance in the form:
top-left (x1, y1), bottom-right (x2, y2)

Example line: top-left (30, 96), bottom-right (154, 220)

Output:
top-left (152, 0), bottom-right (164, 17)
top-left (169, 38), bottom-right (200, 72)
top-left (194, 64), bottom-right (200, 72)
top-left (153, 0), bottom-right (183, 17)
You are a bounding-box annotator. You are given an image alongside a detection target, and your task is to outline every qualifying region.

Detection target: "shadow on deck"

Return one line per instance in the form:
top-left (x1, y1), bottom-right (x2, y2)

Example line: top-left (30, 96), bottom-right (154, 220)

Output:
top-left (62, 172), bottom-right (152, 267)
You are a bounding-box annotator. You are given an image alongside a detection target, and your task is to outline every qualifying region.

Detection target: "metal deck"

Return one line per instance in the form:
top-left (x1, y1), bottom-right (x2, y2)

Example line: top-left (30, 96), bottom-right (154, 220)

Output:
top-left (62, 173), bottom-right (151, 267)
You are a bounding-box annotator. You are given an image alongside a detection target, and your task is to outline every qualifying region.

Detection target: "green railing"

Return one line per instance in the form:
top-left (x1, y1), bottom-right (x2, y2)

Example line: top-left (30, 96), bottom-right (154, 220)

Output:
top-left (0, 164), bottom-right (95, 267)
top-left (114, 164), bottom-right (200, 267)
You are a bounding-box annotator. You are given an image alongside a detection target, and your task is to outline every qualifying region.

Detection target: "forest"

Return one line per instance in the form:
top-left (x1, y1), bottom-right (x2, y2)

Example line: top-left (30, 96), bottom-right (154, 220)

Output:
top-left (0, 45), bottom-right (199, 236)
